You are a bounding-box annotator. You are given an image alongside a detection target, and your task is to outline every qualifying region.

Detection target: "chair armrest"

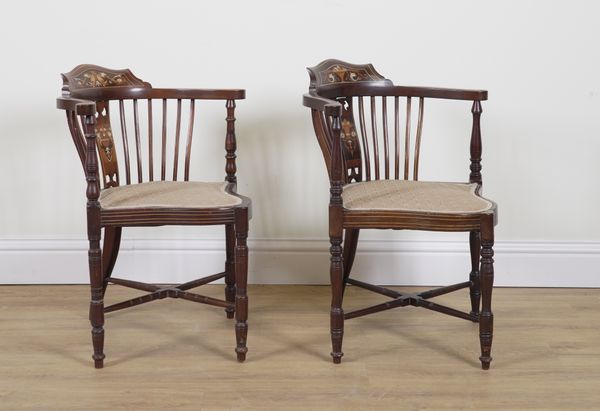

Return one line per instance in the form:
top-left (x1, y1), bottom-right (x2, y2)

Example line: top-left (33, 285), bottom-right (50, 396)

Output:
top-left (69, 88), bottom-right (245, 101)
top-left (303, 93), bottom-right (342, 116)
top-left (150, 88), bottom-right (245, 100)
top-left (56, 96), bottom-right (96, 115)
top-left (317, 84), bottom-right (487, 101)
top-left (388, 85), bottom-right (487, 101)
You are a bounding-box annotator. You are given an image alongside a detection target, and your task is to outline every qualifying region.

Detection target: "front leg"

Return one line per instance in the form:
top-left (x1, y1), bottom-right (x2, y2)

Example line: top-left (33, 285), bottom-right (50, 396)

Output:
top-left (330, 231), bottom-right (344, 364)
top-left (479, 217), bottom-right (495, 369)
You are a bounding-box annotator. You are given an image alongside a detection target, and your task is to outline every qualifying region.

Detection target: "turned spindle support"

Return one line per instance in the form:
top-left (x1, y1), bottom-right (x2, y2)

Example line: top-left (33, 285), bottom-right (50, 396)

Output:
top-left (225, 99), bottom-right (237, 184)
top-left (469, 101), bottom-right (482, 185)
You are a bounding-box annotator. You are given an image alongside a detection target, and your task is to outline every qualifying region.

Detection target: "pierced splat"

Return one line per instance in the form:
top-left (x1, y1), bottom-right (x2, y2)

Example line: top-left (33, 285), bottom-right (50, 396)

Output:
top-left (95, 101), bottom-right (119, 188)
top-left (339, 98), bottom-right (362, 183)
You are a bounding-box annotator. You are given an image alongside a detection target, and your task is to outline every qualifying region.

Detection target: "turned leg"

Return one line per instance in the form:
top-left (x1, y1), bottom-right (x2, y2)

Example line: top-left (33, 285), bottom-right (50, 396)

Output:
top-left (83, 113), bottom-right (104, 369)
top-left (342, 228), bottom-right (359, 293)
top-left (330, 228), bottom-right (344, 364)
top-left (224, 224), bottom-right (235, 319)
top-left (328, 114), bottom-right (344, 364)
top-left (234, 208), bottom-right (249, 362)
top-left (479, 217), bottom-right (495, 370)
top-left (88, 220), bottom-right (105, 369)
top-left (101, 227), bottom-right (122, 298)
top-left (89, 258), bottom-right (105, 369)
top-left (469, 230), bottom-right (481, 319)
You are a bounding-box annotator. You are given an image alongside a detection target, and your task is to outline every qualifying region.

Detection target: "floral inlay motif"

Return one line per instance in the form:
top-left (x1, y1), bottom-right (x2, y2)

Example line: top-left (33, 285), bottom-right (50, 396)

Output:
top-left (74, 70), bottom-right (127, 88)
top-left (325, 65), bottom-right (370, 84)
top-left (96, 126), bottom-right (114, 161)
top-left (341, 118), bottom-right (359, 156)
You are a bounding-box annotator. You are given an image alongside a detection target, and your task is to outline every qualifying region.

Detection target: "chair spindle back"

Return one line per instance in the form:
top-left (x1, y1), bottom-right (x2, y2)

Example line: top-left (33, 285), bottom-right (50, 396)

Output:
top-left (60, 64), bottom-right (243, 189)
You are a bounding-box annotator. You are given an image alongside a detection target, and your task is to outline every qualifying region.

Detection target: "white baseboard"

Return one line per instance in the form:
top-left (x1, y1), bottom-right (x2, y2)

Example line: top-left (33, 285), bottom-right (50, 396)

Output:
top-left (0, 238), bottom-right (599, 287)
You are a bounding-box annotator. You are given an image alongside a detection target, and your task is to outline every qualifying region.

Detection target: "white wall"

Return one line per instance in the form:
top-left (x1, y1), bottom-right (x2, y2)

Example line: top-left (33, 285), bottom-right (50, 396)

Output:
top-left (1, 0), bottom-right (599, 285)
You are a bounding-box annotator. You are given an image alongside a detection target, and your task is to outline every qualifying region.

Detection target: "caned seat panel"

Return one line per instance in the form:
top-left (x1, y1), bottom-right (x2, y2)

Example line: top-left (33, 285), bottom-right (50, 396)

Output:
top-left (99, 181), bottom-right (242, 210)
top-left (342, 180), bottom-right (492, 214)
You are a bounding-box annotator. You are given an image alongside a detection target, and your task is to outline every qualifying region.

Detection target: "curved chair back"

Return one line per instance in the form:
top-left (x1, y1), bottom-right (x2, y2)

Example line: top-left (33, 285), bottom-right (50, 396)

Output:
top-left (58, 64), bottom-right (244, 189)
top-left (304, 59), bottom-right (487, 185)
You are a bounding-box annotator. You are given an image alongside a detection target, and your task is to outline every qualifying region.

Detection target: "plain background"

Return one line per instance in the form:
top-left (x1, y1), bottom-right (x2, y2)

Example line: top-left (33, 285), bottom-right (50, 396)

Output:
top-left (1, 0), bottom-right (599, 285)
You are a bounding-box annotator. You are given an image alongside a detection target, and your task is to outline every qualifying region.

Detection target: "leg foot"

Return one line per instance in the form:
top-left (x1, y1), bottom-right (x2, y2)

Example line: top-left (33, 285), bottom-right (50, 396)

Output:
top-left (480, 355), bottom-right (491, 370)
top-left (330, 310), bottom-right (344, 364)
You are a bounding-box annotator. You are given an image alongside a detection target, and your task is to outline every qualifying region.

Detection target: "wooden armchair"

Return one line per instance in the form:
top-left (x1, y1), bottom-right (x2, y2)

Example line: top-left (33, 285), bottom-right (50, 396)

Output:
top-left (303, 60), bottom-right (498, 369)
top-left (57, 65), bottom-right (250, 368)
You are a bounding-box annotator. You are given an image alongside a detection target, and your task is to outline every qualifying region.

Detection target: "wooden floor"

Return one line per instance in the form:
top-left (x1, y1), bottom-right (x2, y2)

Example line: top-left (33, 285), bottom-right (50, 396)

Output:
top-left (1, 285), bottom-right (599, 410)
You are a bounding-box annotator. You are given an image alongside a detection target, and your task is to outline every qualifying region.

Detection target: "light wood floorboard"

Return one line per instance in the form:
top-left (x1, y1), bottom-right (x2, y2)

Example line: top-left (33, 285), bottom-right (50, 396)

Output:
top-left (0, 285), bottom-right (599, 410)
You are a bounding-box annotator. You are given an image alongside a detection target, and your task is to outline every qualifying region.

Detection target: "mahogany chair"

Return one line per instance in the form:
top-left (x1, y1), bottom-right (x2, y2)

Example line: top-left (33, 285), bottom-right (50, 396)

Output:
top-left (303, 60), bottom-right (498, 369)
top-left (57, 65), bottom-right (249, 368)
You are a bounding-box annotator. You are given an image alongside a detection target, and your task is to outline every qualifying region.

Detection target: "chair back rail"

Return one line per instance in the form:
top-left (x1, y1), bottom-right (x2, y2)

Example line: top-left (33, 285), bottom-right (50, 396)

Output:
top-left (57, 65), bottom-right (244, 189)
top-left (305, 59), bottom-right (487, 185)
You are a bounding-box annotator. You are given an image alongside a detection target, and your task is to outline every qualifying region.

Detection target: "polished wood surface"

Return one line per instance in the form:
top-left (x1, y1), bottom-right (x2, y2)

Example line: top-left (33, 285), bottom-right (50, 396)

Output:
top-left (57, 65), bottom-right (250, 367)
top-left (0, 285), bottom-right (598, 410)
top-left (304, 59), bottom-right (497, 368)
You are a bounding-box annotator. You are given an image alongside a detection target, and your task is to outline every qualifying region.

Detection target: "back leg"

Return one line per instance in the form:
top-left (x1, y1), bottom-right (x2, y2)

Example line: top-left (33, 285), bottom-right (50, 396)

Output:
top-left (101, 227), bottom-right (122, 297)
top-left (469, 230), bottom-right (481, 319)
top-left (224, 223), bottom-right (235, 319)
top-left (234, 208), bottom-right (249, 362)
top-left (342, 228), bottom-right (360, 292)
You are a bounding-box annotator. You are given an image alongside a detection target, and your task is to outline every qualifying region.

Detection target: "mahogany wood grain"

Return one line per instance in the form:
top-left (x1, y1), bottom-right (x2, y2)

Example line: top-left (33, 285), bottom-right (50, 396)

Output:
top-left (173, 99), bottom-right (182, 181)
top-left (357, 97), bottom-right (370, 180)
top-left (382, 97), bottom-right (389, 179)
top-left (57, 64), bottom-right (250, 368)
top-left (83, 113), bottom-right (104, 369)
top-left (147, 99), bottom-right (154, 181)
top-left (469, 230), bottom-right (481, 317)
top-left (133, 99), bottom-right (142, 183)
top-left (470, 101), bottom-right (483, 185)
top-left (66, 110), bottom-right (85, 166)
top-left (225, 100), bottom-right (237, 184)
top-left (71, 87), bottom-right (245, 101)
top-left (119, 100), bottom-right (132, 185)
top-left (224, 224), bottom-right (236, 319)
top-left (161, 99), bottom-right (167, 181)
top-left (304, 59), bottom-right (497, 369)
top-left (370, 96), bottom-right (380, 180)
top-left (101, 227), bottom-right (121, 296)
top-left (234, 207), bottom-right (249, 361)
top-left (404, 97), bottom-right (412, 179)
top-left (184, 99), bottom-right (196, 181)
top-left (394, 96), bottom-right (400, 179)
top-left (413, 97), bottom-right (425, 180)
